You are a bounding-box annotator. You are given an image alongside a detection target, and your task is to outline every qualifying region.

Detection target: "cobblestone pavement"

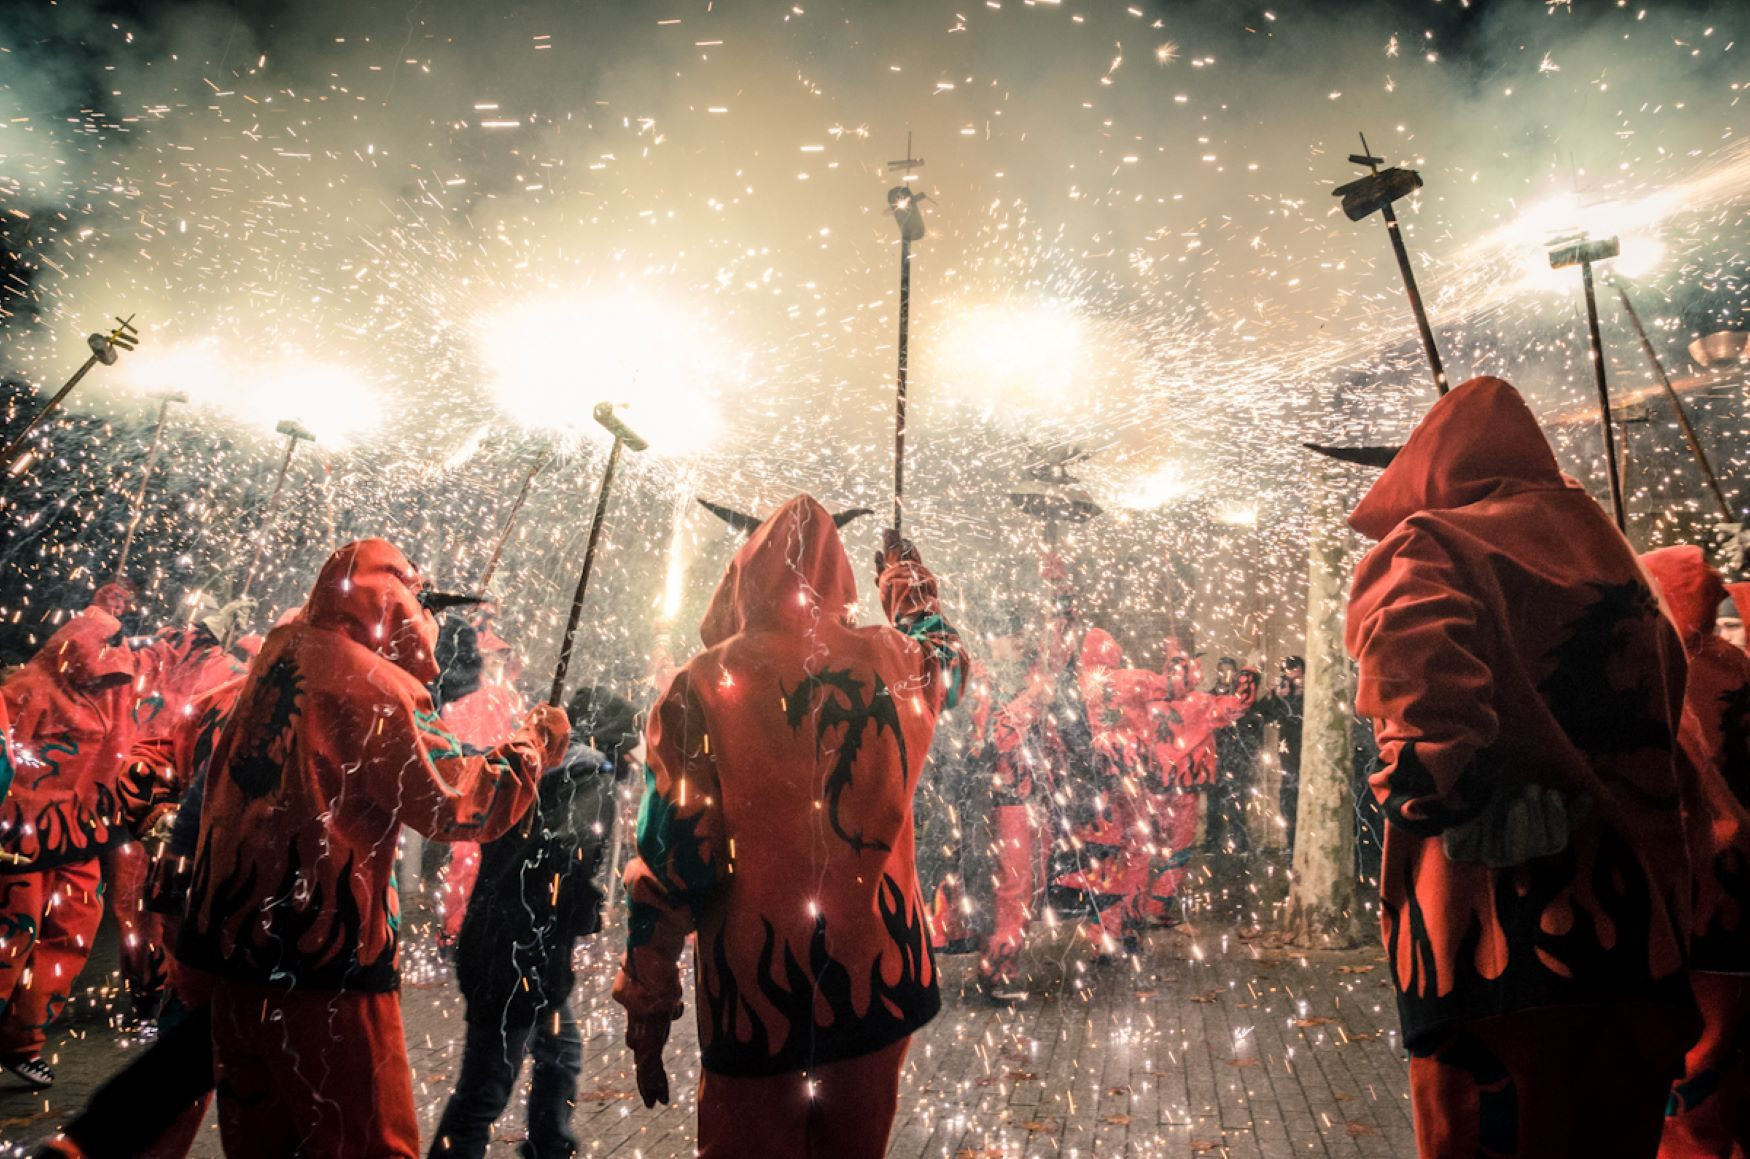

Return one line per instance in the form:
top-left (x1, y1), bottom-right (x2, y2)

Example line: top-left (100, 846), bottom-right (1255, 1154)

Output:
top-left (0, 910), bottom-right (1413, 1157)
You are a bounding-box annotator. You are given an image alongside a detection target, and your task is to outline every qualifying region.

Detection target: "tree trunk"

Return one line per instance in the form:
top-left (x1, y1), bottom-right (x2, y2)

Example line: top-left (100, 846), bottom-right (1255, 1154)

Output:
top-left (1283, 458), bottom-right (1365, 948)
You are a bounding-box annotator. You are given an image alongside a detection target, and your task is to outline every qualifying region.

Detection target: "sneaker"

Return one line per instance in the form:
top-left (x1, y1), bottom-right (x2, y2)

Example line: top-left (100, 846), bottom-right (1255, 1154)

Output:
top-left (982, 980), bottom-right (1029, 1005)
top-left (8, 1055), bottom-right (53, 1089)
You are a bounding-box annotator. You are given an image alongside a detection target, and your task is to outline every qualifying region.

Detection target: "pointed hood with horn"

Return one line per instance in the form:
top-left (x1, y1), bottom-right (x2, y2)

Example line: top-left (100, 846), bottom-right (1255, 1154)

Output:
top-left (697, 497), bottom-right (874, 538)
top-left (1336, 376), bottom-right (1571, 542)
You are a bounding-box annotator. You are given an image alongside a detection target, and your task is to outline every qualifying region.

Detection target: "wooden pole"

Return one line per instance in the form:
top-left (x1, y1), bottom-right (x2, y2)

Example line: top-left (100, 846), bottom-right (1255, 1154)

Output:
top-left (549, 438), bottom-right (625, 707)
top-left (1614, 283), bottom-right (1733, 520)
top-left (894, 235), bottom-right (911, 532)
top-left (1581, 261), bottom-right (1628, 531)
top-left (115, 395), bottom-right (180, 578)
top-left (477, 447), bottom-right (554, 596)
top-left (238, 433), bottom-right (301, 601)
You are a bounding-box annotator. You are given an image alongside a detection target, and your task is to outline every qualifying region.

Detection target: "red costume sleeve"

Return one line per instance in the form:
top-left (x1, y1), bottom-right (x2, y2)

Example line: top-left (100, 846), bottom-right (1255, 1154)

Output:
top-left (615, 670), bottom-right (724, 1021)
top-left (115, 733), bottom-right (180, 837)
top-left (1349, 523), bottom-right (1502, 836)
top-left (351, 691), bottom-right (547, 843)
top-left (1206, 677), bottom-right (1257, 728)
top-left (877, 549), bottom-right (969, 713)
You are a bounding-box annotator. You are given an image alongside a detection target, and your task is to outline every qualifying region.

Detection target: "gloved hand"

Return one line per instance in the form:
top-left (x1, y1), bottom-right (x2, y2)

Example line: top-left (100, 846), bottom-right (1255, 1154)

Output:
top-left (1441, 782), bottom-right (1592, 869)
top-left (626, 1002), bottom-right (685, 1108)
top-left (200, 597), bottom-right (258, 645)
top-left (525, 703), bottom-right (572, 766)
top-left (873, 528), bottom-right (921, 575)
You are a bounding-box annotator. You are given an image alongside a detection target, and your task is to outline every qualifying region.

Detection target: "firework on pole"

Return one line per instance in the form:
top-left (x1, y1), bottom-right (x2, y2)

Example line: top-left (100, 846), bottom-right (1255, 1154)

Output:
top-left (547, 404), bottom-right (649, 708)
top-left (238, 420), bottom-right (318, 601)
top-left (476, 444), bottom-right (556, 597)
top-left (2, 315), bottom-right (141, 477)
top-left (1548, 234), bottom-right (1627, 532)
top-left (1333, 135), bottom-right (1447, 395)
top-left (887, 133), bottom-right (929, 534)
top-left (113, 390), bottom-right (188, 580)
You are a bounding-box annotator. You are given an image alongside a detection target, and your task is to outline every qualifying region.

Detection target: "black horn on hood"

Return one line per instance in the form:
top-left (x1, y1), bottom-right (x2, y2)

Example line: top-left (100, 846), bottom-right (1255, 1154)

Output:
top-left (697, 498), bottom-right (764, 535)
top-left (1302, 443), bottom-right (1402, 469)
top-left (699, 498), bottom-right (875, 537)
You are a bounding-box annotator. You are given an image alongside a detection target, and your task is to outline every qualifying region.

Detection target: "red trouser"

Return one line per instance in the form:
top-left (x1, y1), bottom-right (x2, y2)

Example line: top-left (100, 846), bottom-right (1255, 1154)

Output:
top-left (439, 841), bottom-right (480, 945)
top-left (1409, 1003), bottom-right (1688, 1158)
top-left (209, 978), bottom-right (419, 1158)
top-left (696, 1036), bottom-right (909, 1159)
top-left (980, 805), bottom-right (1032, 988)
top-left (1139, 787), bottom-right (1200, 922)
top-left (104, 841), bottom-right (168, 1008)
top-left (1661, 972), bottom-right (1750, 1159)
top-left (0, 859), bottom-right (105, 1060)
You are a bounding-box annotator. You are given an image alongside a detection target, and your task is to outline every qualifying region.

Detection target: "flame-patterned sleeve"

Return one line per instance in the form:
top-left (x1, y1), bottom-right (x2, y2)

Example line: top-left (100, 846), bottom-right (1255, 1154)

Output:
top-left (116, 733), bottom-right (180, 837)
top-left (616, 675), bottom-right (724, 1022)
top-left (878, 550), bottom-right (970, 712)
top-left (1348, 522), bottom-right (1502, 836)
top-left (614, 669), bottom-right (724, 1021)
top-left (1207, 675), bottom-right (1258, 727)
top-left (353, 685), bottom-right (546, 844)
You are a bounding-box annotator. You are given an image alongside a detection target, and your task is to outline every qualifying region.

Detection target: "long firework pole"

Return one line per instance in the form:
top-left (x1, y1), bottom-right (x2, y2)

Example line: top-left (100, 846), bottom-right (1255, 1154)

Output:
top-left (2, 315), bottom-right (140, 473)
top-left (548, 404), bottom-right (648, 708)
top-left (476, 444), bottom-right (555, 596)
top-left (237, 420), bottom-right (317, 601)
top-left (1332, 134), bottom-right (1447, 395)
top-left (887, 134), bottom-right (928, 533)
top-left (1549, 235), bottom-right (1627, 532)
top-left (1613, 282), bottom-right (1733, 521)
top-left (114, 390), bottom-right (188, 579)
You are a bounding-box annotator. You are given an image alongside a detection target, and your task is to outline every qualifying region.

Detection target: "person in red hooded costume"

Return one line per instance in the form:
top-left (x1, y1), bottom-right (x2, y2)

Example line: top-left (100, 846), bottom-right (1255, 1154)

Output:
top-left (1639, 546), bottom-right (1750, 1158)
top-left (0, 581), bottom-right (168, 1088)
top-left (105, 594), bottom-right (255, 1025)
top-left (1338, 376), bottom-right (1697, 1157)
top-left (177, 539), bottom-right (567, 1157)
top-left (436, 616), bottom-right (527, 949)
top-left (1133, 639), bottom-right (1254, 928)
top-left (613, 497), bottom-right (968, 1158)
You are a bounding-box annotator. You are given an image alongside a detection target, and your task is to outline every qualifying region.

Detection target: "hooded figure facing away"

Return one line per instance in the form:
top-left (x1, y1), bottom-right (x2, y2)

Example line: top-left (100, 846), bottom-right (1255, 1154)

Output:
top-left (613, 496), bottom-right (968, 1159)
top-left (1342, 377), bottom-right (1697, 1158)
top-left (0, 582), bottom-right (169, 1088)
top-left (1639, 546), bottom-right (1750, 1157)
top-left (430, 685), bottom-right (639, 1159)
top-left (179, 539), bottom-right (568, 1158)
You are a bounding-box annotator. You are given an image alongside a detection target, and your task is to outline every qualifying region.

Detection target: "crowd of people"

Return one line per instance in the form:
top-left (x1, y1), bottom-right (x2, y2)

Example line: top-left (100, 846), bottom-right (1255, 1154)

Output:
top-left (0, 376), bottom-right (1743, 1156)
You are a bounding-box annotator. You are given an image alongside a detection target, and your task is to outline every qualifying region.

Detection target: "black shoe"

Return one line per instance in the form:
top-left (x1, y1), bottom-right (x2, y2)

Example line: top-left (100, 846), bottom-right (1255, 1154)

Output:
top-left (8, 1056), bottom-right (53, 1089)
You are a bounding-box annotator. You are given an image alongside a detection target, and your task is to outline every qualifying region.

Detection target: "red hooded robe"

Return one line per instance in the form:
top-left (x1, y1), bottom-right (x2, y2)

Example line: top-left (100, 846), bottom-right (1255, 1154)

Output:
top-left (614, 496), bottom-right (969, 1076)
top-left (1640, 545), bottom-right (1750, 973)
top-left (1345, 376), bottom-right (1695, 1048)
top-left (179, 539), bottom-right (561, 992)
top-left (0, 591), bottom-right (155, 868)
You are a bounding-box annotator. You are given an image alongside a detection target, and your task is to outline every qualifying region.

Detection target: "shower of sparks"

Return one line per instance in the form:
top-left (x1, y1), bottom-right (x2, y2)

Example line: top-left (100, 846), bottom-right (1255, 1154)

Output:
top-left (0, 0), bottom-right (1745, 1152)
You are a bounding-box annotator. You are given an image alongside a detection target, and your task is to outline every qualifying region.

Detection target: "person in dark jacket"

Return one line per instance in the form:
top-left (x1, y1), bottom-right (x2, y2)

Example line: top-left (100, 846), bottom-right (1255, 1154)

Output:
top-left (429, 686), bottom-right (639, 1159)
top-left (1254, 656), bottom-right (1304, 852)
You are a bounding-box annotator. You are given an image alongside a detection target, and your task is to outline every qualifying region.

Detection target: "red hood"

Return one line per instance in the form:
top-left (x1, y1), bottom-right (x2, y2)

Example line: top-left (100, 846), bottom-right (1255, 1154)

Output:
top-left (303, 539), bottom-right (440, 682)
top-left (698, 494), bottom-right (858, 648)
top-left (1640, 544), bottom-right (1724, 652)
top-left (1081, 626), bottom-right (1123, 671)
top-left (91, 581), bottom-right (137, 619)
top-left (1161, 637), bottom-right (1201, 699)
top-left (1726, 582), bottom-right (1750, 628)
top-left (1349, 376), bottom-right (1569, 542)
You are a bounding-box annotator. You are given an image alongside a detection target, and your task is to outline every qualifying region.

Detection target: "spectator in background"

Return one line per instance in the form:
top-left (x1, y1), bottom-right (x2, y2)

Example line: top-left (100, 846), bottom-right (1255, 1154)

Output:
top-left (1254, 656), bottom-right (1305, 853)
top-left (1206, 658), bottom-right (1263, 854)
